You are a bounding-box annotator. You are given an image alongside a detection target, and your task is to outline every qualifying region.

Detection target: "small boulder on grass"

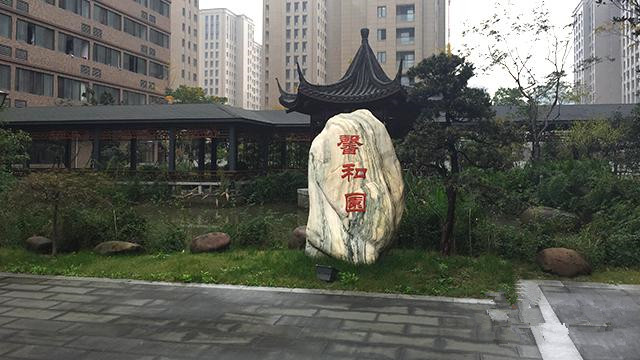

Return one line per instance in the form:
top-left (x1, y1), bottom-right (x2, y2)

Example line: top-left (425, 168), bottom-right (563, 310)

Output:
top-left (25, 236), bottom-right (53, 254)
top-left (288, 226), bottom-right (307, 250)
top-left (94, 241), bottom-right (143, 256)
top-left (190, 232), bottom-right (231, 253)
top-left (536, 247), bottom-right (592, 277)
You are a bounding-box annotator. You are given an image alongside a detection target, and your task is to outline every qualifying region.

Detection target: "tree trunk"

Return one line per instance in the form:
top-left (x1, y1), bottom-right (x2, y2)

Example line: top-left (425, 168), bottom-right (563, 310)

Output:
top-left (441, 134), bottom-right (460, 256)
top-left (440, 183), bottom-right (457, 256)
top-left (52, 201), bottom-right (59, 257)
top-left (531, 137), bottom-right (541, 162)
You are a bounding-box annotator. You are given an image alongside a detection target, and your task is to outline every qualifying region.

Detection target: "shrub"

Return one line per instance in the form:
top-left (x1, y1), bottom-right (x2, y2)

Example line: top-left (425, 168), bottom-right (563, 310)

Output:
top-left (604, 233), bottom-right (640, 268)
top-left (222, 214), bottom-right (277, 248)
top-left (145, 222), bottom-right (187, 253)
top-left (240, 170), bottom-right (307, 204)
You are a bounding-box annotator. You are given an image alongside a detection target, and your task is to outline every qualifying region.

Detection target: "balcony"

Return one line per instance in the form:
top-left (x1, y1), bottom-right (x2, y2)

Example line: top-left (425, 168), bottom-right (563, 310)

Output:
top-left (396, 4), bottom-right (415, 22)
top-left (396, 28), bottom-right (415, 46)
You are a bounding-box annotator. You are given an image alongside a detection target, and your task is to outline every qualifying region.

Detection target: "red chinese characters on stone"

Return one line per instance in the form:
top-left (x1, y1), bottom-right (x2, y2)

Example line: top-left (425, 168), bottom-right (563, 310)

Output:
top-left (345, 193), bottom-right (367, 213)
top-left (341, 164), bottom-right (368, 182)
top-left (337, 135), bottom-right (363, 155)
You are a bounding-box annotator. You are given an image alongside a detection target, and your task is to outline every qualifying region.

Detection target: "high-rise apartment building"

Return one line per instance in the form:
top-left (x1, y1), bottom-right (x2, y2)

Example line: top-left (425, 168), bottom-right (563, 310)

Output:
top-left (572, 0), bottom-right (622, 104)
top-left (199, 8), bottom-right (263, 110)
top-left (263, 0), bottom-right (328, 109)
top-left (170, 0), bottom-right (199, 89)
top-left (620, 3), bottom-right (640, 103)
top-left (327, 0), bottom-right (447, 85)
top-left (0, 0), bottom-right (171, 107)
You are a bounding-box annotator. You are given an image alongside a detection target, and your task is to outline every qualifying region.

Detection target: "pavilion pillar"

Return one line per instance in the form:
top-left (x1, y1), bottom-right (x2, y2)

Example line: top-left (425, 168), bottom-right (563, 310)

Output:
top-left (197, 138), bottom-right (206, 173)
top-left (130, 138), bottom-right (138, 172)
top-left (64, 139), bottom-right (72, 169)
top-left (210, 138), bottom-right (218, 171)
top-left (168, 128), bottom-right (176, 173)
top-left (280, 140), bottom-right (288, 170)
top-left (91, 129), bottom-right (101, 170)
top-left (228, 126), bottom-right (237, 171)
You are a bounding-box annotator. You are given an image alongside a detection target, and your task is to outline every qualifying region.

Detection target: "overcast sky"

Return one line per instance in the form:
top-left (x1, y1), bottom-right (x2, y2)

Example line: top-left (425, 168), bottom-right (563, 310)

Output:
top-left (199, 0), bottom-right (578, 95)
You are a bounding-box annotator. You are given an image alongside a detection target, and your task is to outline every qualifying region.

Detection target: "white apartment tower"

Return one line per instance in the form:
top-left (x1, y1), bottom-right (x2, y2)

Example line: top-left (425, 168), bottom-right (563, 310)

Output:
top-left (621, 3), bottom-right (640, 103)
top-left (263, 0), bottom-right (328, 109)
top-left (572, 0), bottom-right (622, 104)
top-left (199, 9), bottom-right (263, 110)
top-left (171, 0), bottom-right (200, 88)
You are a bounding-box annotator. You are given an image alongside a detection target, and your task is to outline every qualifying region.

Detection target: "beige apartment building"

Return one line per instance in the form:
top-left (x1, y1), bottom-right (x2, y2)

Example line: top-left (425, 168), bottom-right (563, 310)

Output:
top-left (199, 8), bottom-right (263, 110)
top-left (0, 0), bottom-right (171, 107)
top-left (263, 0), bottom-right (446, 109)
top-left (263, 0), bottom-right (328, 109)
top-left (170, 0), bottom-right (199, 89)
top-left (327, 0), bottom-right (447, 84)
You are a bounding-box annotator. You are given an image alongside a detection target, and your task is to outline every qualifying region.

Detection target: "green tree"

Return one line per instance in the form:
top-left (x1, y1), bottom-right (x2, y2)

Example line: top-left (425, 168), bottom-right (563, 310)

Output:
top-left (165, 86), bottom-right (228, 104)
top-left (398, 53), bottom-right (520, 255)
top-left (492, 87), bottom-right (526, 106)
top-left (11, 173), bottom-right (109, 256)
top-left (0, 107), bottom-right (31, 192)
top-left (466, 1), bottom-right (572, 161)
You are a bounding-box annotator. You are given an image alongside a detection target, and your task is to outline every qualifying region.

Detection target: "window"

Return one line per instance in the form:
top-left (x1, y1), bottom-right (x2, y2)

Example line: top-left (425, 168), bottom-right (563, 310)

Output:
top-left (94, 5), bottom-right (121, 30)
top-left (15, 68), bottom-right (53, 96)
top-left (396, 28), bottom-right (415, 45)
top-left (397, 4), bottom-right (415, 22)
top-left (123, 90), bottom-right (146, 105)
top-left (133, 0), bottom-right (148, 6)
top-left (93, 84), bottom-right (120, 104)
top-left (377, 29), bottom-right (386, 41)
top-left (0, 13), bottom-right (11, 39)
top-left (124, 18), bottom-right (147, 40)
top-left (149, 61), bottom-right (167, 79)
top-left (57, 77), bottom-right (88, 101)
top-left (149, 29), bottom-right (169, 48)
top-left (58, 33), bottom-right (89, 59)
top-left (376, 51), bottom-right (387, 64)
top-left (93, 44), bottom-right (121, 68)
top-left (0, 64), bottom-right (10, 91)
top-left (397, 51), bottom-right (415, 69)
top-left (123, 53), bottom-right (147, 75)
top-left (16, 20), bottom-right (55, 50)
top-left (149, 0), bottom-right (170, 17)
top-left (377, 6), bottom-right (387, 18)
top-left (59, 0), bottom-right (90, 18)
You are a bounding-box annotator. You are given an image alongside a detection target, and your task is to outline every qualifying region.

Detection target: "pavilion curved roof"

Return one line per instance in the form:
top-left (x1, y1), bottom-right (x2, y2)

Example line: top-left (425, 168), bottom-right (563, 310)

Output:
top-left (278, 28), bottom-right (405, 113)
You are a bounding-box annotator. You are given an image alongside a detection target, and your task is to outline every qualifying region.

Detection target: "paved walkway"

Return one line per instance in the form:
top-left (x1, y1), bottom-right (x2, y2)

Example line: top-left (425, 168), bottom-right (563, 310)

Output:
top-left (537, 281), bottom-right (640, 360)
top-left (0, 273), bottom-right (542, 360)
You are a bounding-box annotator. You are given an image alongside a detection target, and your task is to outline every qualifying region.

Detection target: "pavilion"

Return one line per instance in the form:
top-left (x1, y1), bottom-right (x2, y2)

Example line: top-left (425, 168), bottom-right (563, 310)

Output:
top-left (278, 28), bottom-right (418, 137)
top-left (1, 103), bottom-right (311, 179)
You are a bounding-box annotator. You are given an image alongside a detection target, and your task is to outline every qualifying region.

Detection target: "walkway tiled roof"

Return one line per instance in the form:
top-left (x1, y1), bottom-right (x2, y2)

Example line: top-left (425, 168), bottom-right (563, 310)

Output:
top-left (1, 103), bottom-right (311, 128)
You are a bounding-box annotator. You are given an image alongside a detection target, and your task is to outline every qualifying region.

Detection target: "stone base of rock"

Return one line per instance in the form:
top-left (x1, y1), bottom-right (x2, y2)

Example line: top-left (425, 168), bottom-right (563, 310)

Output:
top-left (305, 242), bottom-right (326, 258)
top-left (190, 232), bottom-right (231, 253)
top-left (536, 247), bottom-right (592, 277)
top-left (288, 226), bottom-right (307, 250)
top-left (25, 236), bottom-right (52, 254)
top-left (94, 241), bottom-right (142, 255)
top-left (297, 188), bottom-right (309, 209)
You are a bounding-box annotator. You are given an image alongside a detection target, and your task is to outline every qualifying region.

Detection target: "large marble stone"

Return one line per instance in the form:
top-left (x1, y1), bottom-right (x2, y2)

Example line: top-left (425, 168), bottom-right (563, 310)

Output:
top-left (306, 109), bottom-right (404, 264)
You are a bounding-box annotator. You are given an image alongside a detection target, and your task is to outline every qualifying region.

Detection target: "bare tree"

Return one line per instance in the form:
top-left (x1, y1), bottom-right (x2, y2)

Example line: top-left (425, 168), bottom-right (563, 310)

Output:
top-left (464, 1), bottom-right (572, 161)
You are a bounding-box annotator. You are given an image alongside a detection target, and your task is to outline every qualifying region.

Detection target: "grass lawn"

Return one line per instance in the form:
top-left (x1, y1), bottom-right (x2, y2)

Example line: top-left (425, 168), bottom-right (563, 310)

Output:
top-left (0, 248), bottom-right (519, 302)
top-left (2, 248), bottom-right (638, 305)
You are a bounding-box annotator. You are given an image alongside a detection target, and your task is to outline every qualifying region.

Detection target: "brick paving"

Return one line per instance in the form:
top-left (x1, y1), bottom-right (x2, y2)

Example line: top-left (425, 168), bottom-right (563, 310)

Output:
top-left (0, 273), bottom-right (542, 360)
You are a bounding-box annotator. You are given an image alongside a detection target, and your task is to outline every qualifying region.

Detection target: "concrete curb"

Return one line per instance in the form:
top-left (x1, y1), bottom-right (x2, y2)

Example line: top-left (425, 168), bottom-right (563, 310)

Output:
top-left (0, 271), bottom-right (496, 305)
top-left (519, 280), bottom-right (583, 360)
